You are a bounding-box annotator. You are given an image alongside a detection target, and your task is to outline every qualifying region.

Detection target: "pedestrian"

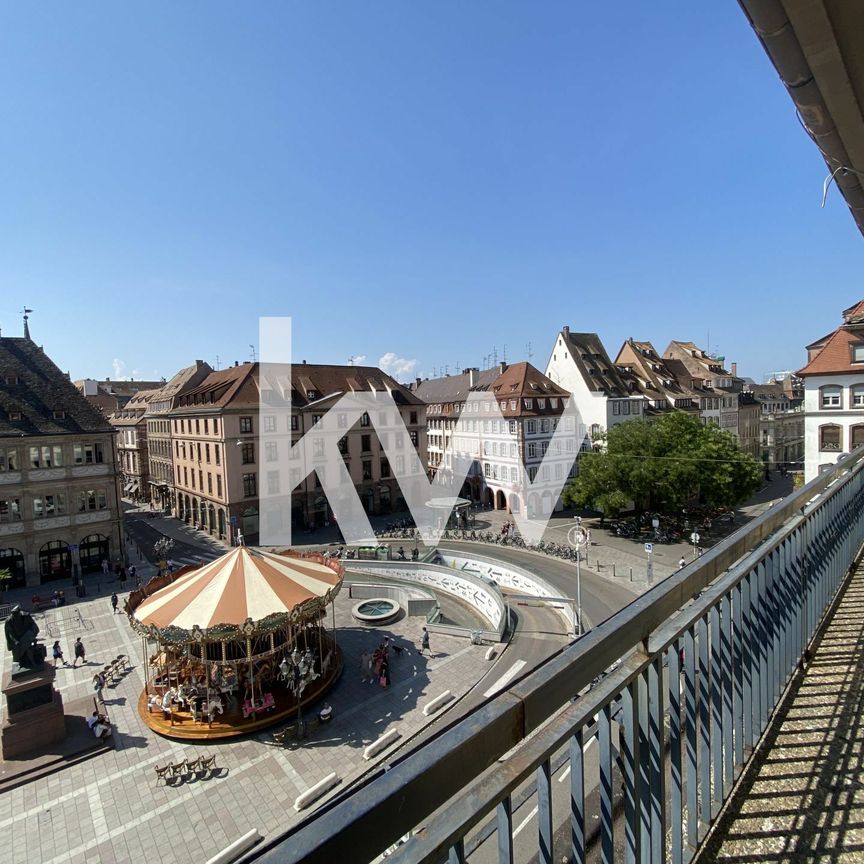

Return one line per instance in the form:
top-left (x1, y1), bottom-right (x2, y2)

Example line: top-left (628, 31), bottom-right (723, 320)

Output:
top-left (72, 637), bottom-right (86, 668)
top-left (419, 627), bottom-right (430, 656)
top-left (678, 557), bottom-right (686, 570)
top-left (52, 640), bottom-right (65, 667)
top-left (119, 567), bottom-right (127, 586)
top-left (111, 592), bottom-right (119, 614)
top-left (101, 558), bottom-right (109, 577)
top-left (129, 564), bottom-right (136, 583)
top-left (93, 671), bottom-right (106, 699)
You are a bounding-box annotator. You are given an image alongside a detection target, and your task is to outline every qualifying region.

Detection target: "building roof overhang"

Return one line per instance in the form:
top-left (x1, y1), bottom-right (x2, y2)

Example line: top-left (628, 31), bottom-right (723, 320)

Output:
top-left (740, 0), bottom-right (864, 236)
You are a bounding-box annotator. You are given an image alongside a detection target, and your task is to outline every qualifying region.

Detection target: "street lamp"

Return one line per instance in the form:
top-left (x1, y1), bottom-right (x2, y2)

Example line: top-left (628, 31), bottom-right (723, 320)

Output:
top-left (153, 537), bottom-right (175, 574)
top-left (567, 517), bottom-right (587, 637)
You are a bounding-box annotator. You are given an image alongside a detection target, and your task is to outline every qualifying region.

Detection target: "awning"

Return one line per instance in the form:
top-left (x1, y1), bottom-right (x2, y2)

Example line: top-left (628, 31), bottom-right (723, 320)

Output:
top-left (123, 482), bottom-right (134, 493)
top-left (130, 481), bottom-right (139, 494)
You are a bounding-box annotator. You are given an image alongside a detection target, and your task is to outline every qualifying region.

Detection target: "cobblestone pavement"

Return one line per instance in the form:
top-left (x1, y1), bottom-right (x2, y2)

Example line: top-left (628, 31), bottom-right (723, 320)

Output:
top-left (0, 585), bottom-right (496, 864)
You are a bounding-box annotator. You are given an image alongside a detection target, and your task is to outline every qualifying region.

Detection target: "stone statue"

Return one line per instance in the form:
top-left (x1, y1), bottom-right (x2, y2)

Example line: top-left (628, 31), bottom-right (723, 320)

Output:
top-left (4, 606), bottom-right (46, 670)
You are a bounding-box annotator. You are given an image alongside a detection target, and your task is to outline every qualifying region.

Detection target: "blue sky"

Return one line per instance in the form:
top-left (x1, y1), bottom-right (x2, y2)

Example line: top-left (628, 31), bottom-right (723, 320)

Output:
top-left (0, 2), bottom-right (860, 384)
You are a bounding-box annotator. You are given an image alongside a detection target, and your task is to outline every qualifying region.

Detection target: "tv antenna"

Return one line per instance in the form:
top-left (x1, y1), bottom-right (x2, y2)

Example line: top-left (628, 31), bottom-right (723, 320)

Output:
top-left (492, 346), bottom-right (498, 366)
top-left (348, 355), bottom-right (361, 366)
top-left (526, 341), bottom-right (534, 360)
top-left (215, 354), bottom-right (221, 370)
top-left (249, 344), bottom-right (257, 362)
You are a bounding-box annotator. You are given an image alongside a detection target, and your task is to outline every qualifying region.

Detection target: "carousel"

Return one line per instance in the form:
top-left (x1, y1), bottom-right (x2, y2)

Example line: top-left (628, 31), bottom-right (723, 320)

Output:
top-left (126, 546), bottom-right (344, 740)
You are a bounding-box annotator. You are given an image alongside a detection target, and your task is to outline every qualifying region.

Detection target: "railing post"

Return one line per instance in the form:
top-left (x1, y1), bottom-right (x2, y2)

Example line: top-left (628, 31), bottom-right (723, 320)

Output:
top-left (570, 727), bottom-right (585, 864)
top-left (698, 615), bottom-right (711, 824)
top-left (684, 627), bottom-right (698, 848)
top-left (496, 797), bottom-right (514, 864)
top-left (622, 681), bottom-right (642, 863)
top-left (537, 760), bottom-right (553, 864)
top-left (648, 656), bottom-right (666, 864)
top-left (668, 642), bottom-right (684, 864)
top-left (600, 703), bottom-right (614, 864)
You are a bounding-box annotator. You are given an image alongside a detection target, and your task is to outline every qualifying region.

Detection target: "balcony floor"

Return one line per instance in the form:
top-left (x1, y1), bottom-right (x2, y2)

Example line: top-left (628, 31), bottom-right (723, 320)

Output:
top-left (697, 560), bottom-right (864, 862)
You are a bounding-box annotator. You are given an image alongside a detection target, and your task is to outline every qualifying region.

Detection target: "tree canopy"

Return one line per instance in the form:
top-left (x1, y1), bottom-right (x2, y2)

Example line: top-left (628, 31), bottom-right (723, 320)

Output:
top-left (563, 412), bottom-right (763, 517)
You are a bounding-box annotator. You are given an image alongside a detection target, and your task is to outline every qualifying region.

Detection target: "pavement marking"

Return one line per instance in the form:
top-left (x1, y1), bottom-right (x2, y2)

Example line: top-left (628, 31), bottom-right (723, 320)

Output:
top-left (512, 804), bottom-right (538, 839)
top-left (483, 660), bottom-right (526, 698)
top-left (556, 736), bottom-right (596, 783)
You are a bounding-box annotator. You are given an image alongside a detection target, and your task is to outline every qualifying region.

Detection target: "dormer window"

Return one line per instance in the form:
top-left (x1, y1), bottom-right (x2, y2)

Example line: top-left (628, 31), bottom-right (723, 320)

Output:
top-left (53, 410), bottom-right (65, 420)
top-left (9, 412), bottom-right (22, 421)
top-left (306, 390), bottom-right (318, 400)
top-left (5, 375), bottom-right (18, 385)
top-left (852, 344), bottom-right (864, 364)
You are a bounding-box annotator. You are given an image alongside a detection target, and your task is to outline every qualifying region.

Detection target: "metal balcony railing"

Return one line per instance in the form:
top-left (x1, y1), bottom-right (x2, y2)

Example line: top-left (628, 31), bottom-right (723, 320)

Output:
top-left (248, 449), bottom-right (864, 864)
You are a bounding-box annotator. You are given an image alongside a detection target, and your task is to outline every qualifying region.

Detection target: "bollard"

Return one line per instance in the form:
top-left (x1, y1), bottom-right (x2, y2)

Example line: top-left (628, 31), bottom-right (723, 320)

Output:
top-left (612, 563), bottom-right (616, 578)
top-left (630, 568), bottom-right (633, 581)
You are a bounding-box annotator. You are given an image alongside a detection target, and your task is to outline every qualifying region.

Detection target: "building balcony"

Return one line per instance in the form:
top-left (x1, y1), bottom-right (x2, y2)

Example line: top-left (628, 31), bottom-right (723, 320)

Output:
top-left (256, 449), bottom-right (864, 864)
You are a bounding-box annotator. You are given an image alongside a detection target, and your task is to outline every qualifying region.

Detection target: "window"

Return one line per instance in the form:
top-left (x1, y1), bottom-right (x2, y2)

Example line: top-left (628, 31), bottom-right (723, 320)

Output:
top-left (819, 424), bottom-right (842, 451)
top-left (242, 473), bottom-right (257, 497)
top-left (537, 399), bottom-right (546, 410)
top-left (337, 413), bottom-right (348, 429)
top-left (362, 461), bottom-right (372, 481)
top-left (207, 473), bottom-right (213, 494)
top-left (852, 386), bottom-right (864, 408)
top-left (338, 438), bottom-right (349, 456)
top-left (0, 498), bottom-right (21, 522)
top-left (410, 430), bottom-right (418, 446)
top-left (313, 438), bottom-right (325, 458)
top-left (361, 434), bottom-right (372, 452)
top-left (215, 445), bottom-right (221, 466)
top-left (78, 489), bottom-right (106, 512)
top-left (195, 419), bottom-right (200, 435)
top-left (540, 419), bottom-right (549, 433)
top-left (217, 474), bottom-right (223, 497)
top-left (205, 443), bottom-right (211, 463)
top-left (53, 410), bottom-right (65, 420)
top-left (191, 470), bottom-right (196, 489)
top-left (196, 442), bottom-right (202, 462)
top-left (622, 402), bottom-right (630, 415)
top-left (381, 458), bottom-right (390, 478)
top-left (241, 442), bottom-right (255, 464)
top-left (526, 420), bottom-right (536, 434)
top-left (360, 412), bottom-right (370, 427)
top-left (852, 425), bottom-right (864, 449)
top-left (820, 386), bottom-right (842, 409)
top-left (265, 441), bottom-right (278, 462)
top-left (612, 402), bottom-right (620, 415)
top-left (30, 445), bottom-right (63, 468)
top-left (290, 415), bottom-right (299, 431)
top-left (523, 398), bottom-right (533, 410)
top-left (73, 443), bottom-right (103, 465)
top-left (267, 471), bottom-right (280, 495)
top-left (853, 345), bottom-right (864, 363)
top-left (527, 442), bottom-right (537, 459)
top-left (240, 416), bottom-right (253, 434)
top-left (204, 418), bottom-right (209, 435)
top-left (0, 448), bottom-right (17, 472)
top-left (264, 415), bottom-right (276, 433)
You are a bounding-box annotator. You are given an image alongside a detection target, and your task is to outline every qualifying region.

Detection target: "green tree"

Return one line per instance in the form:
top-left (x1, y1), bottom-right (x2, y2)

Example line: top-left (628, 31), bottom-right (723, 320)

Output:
top-left (563, 412), bottom-right (762, 517)
top-left (0, 567), bottom-right (11, 600)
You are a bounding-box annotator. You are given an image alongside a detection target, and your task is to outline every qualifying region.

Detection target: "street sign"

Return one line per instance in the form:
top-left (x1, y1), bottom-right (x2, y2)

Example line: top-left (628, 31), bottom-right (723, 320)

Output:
top-left (644, 542), bottom-right (653, 554)
top-left (230, 516), bottom-right (238, 525)
top-left (690, 532), bottom-right (700, 544)
top-left (568, 526), bottom-right (589, 548)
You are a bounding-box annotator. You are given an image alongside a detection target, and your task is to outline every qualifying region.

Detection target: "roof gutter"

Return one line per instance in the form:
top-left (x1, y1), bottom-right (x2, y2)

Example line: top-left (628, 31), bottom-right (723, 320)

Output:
top-left (738, 0), bottom-right (864, 236)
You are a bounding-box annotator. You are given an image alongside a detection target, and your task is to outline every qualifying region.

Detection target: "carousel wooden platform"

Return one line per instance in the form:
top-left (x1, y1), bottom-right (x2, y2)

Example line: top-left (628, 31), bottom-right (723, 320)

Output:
top-left (138, 650), bottom-right (343, 741)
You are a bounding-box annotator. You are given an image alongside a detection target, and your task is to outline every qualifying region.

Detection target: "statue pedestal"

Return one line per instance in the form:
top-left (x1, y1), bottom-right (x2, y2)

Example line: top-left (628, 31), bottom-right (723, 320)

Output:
top-left (1, 665), bottom-right (66, 759)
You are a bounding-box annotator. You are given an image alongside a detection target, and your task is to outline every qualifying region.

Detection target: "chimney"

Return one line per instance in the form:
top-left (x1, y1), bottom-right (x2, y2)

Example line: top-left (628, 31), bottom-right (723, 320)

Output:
top-left (468, 369), bottom-right (476, 387)
top-left (731, 362), bottom-right (737, 377)
top-left (562, 325), bottom-right (570, 335)
top-left (499, 362), bottom-right (507, 374)
top-left (415, 377), bottom-right (422, 388)
top-left (234, 361), bottom-right (239, 367)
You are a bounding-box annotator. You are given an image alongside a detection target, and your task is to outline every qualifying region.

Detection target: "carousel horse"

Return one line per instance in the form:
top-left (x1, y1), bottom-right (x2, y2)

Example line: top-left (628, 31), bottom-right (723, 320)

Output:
top-left (203, 697), bottom-right (224, 721)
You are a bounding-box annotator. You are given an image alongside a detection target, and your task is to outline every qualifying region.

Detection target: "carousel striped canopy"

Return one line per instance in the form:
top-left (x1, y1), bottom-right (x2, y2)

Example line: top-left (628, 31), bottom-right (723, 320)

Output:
top-left (133, 547), bottom-right (342, 631)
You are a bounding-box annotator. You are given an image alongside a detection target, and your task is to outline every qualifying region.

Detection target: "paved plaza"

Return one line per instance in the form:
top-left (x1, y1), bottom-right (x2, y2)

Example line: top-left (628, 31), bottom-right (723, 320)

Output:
top-left (0, 581), bottom-right (497, 864)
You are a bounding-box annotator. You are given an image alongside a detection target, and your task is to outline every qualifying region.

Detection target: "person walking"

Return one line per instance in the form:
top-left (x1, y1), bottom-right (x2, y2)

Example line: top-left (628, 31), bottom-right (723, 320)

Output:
top-left (110, 592), bottom-right (119, 614)
top-left (93, 671), bottom-right (106, 700)
top-left (72, 637), bottom-right (86, 668)
top-left (678, 557), bottom-right (686, 570)
top-left (52, 641), bottom-right (65, 667)
top-left (419, 627), bottom-right (430, 656)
